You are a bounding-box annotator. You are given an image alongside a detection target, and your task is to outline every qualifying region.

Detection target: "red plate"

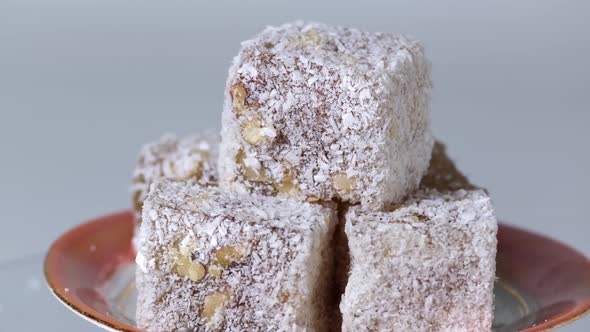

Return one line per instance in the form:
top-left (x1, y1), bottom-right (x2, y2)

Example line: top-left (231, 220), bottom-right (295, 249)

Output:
top-left (44, 211), bottom-right (590, 331)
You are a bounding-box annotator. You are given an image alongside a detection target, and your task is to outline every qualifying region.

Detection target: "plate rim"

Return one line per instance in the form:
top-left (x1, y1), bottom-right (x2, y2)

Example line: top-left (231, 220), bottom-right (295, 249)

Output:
top-left (498, 223), bottom-right (590, 331)
top-left (44, 210), bottom-right (590, 332)
top-left (45, 286), bottom-right (123, 332)
top-left (44, 210), bottom-right (139, 332)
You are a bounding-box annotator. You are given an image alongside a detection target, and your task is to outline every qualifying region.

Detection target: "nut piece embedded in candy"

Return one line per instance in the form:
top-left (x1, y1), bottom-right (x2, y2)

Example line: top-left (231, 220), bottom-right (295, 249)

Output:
top-left (170, 246), bottom-right (206, 282)
top-left (241, 119), bottom-right (276, 145)
top-left (230, 83), bottom-right (248, 114)
top-left (214, 245), bottom-right (245, 268)
top-left (305, 195), bottom-right (321, 203)
top-left (275, 180), bottom-right (298, 197)
top-left (301, 30), bottom-right (321, 47)
top-left (202, 289), bottom-right (231, 325)
top-left (274, 170), bottom-right (300, 197)
top-left (333, 172), bottom-right (357, 193)
top-left (176, 258), bottom-right (206, 282)
top-left (241, 120), bottom-right (265, 145)
top-left (236, 149), bottom-right (268, 182)
top-left (187, 262), bottom-right (206, 282)
top-left (289, 29), bottom-right (322, 48)
top-left (209, 265), bottom-right (223, 278)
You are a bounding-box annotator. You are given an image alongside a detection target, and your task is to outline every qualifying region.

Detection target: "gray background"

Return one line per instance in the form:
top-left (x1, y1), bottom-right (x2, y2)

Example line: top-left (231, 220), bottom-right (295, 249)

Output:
top-left (0, 0), bottom-right (588, 330)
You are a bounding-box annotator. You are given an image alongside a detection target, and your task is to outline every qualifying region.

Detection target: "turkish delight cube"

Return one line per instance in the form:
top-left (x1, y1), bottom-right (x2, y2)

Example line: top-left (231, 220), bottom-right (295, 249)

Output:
top-left (131, 132), bottom-right (219, 222)
top-left (136, 179), bottom-right (337, 331)
top-left (340, 142), bottom-right (497, 332)
top-left (219, 21), bottom-right (433, 210)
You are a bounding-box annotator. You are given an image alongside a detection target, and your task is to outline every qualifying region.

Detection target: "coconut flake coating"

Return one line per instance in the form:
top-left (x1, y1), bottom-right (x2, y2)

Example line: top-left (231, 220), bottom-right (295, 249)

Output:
top-left (130, 132), bottom-right (219, 222)
top-left (136, 179), bottom-right (337, 332)
top-left (219, 21), bottom-right (433, 210)
top-left (340, 145), bottom-right (497, 332)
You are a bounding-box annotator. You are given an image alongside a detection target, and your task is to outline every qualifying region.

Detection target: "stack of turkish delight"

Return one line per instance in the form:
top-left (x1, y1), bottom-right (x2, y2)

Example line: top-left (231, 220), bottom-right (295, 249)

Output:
top-left (132, 22), bottom-right (497, 332)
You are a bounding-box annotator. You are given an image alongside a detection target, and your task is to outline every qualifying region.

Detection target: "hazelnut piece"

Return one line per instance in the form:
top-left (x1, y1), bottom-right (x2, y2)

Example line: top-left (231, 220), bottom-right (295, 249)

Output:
top-left (333, 172), bottom-right (357, 193)
top-left (230, 83), bottom-right (248, 114)
top-left (202, 289), bottom-right (231, 325)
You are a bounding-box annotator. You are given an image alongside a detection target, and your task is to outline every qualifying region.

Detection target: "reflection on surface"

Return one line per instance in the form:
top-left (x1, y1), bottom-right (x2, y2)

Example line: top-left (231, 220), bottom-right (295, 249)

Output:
top-left (97, 262), bottom-right (136, 326)
top-left (493, 280), bottom-right (538, 332)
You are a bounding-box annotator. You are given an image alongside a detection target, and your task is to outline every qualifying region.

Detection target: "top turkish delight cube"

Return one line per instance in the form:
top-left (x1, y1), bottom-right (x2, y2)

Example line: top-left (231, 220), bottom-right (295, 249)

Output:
top-left (219, 21), bottom-right (433, 210)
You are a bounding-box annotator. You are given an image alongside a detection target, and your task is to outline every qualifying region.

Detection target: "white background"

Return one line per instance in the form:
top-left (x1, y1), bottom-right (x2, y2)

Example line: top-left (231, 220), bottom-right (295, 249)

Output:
top-left (0, 0), bottom-right (588, 330)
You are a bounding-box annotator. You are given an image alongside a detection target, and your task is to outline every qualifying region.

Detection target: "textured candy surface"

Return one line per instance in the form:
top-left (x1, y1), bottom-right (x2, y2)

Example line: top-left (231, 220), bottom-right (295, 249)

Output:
top-left (136, 179), bottom-right (337, 332)
top-left (220, 21), bottom-right (433, 210)
top-left (131, 132), bottom-right (219, 222)
top-left (340, 143), bottom-right (497, 332)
